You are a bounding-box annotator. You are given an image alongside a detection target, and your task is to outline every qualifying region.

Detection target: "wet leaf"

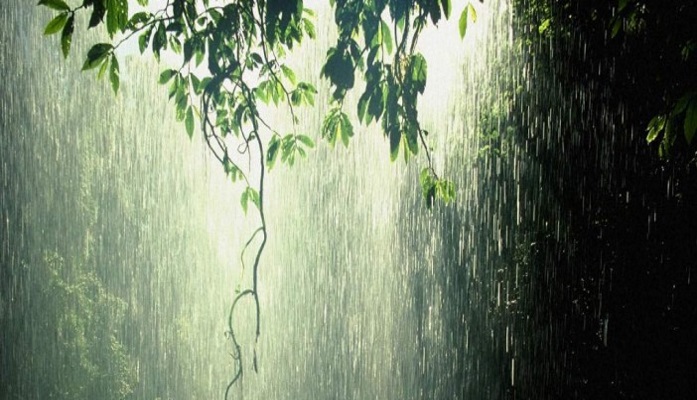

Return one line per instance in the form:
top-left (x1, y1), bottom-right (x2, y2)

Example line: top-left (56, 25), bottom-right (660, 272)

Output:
top-left (44, 13), bottom-right (68, 35)
top-left (159, 69), bottom-right (177, 84)
top-left (266, 136), bottom-right (280, 169)
top-left (380, 20), bottom-right (393, 54)
top-left (297, 134), bottom-right (315, 148)
top-left (185, 106), bottom-right (194, 138)
top-left (82, 43), bottom-right (112, 70)
top-left (109, 56), bottom-right (120, 94)
top-left (38, 0), bottom-right (70, 11)
top-left (60, 15), bottom-right (74, 58)
top-left (458, 4), bottom-right (469, 38)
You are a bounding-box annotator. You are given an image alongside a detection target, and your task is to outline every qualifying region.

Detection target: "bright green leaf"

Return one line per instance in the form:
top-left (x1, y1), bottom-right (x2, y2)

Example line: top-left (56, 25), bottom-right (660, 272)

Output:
top-left (458, 5), bottom-right (469, 39)
top-left (646, 115), bottom-right (665, 143)
top-left (97, 57), bottom-right (109, 79)
top-left (297, 134), bottom-right (315, 148)
top-left (468, 3), bottom-right (477, 23)
top-left (280, 65), bottom-right (297, 85)
top-left (44, 13), bottom-right (68, 35)
top-left (380, 20), bottom-right (393, 54)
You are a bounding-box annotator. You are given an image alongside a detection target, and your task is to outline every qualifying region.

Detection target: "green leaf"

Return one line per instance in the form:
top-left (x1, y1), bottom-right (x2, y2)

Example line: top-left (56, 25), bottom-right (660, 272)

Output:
top-left (685, 100), bottom-right (697, 145)
top-left (159, 69), bottom-right (177, 84)
top-left (44, 12), bottom-right (68, 35)
top-left (37, 0), bottom-right (70, 11)
top-left (138, 26), bottom-right (153, 54)
top-left (185, 106), bottom-right (194, 138)
top-left (109, 56), bottom-right (120, 94)
top-left (98, 57), bottom-right (109, 79)
top-left (441, 0), bottom-right (452, 19)
top-left (240, 189), bottom-right (249, 214)
top-left (126, 11), bottom-right (150, 29)
top-left (538, 18), bottom-right (551, 34)
top-left (389, 125), bottom-right (400, 161)
top-left (266, 136), bottom-right (280, 170)
top-left (458, 5), bottom-right (469, 39)
top-left (280, 65), bottom-right (296, 85)
top-left (82, 43), bottom-right (112, 70)
top-left (380, 20), bottom-right (393, 54)
top-left (646, 115), bottom-right (665, 143)
top-left (437, 179), bottom-right (456, 203)
top-left (409, 54), bottom-right (428, 94)
top-left (60, 15), bottom-right (74, 58)
top-left (88, 2), bottom-right (106, 28)
top-left (459, 3), bottom-right (477, 38)
top-left (241, 187), bottom-right (260, 214)
top-left (152, 22), bottom-right (166, 59)
top-left (611, 18), bottom-right (622, 38)
top-left (106, 0), bottom-right (129, 37)
top-left (297, 134), bottom-right (315, 148)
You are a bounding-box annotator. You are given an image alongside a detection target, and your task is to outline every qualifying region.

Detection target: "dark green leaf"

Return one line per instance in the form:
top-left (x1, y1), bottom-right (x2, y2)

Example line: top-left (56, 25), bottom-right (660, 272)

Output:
top-left (389, 125), bottom-right (400, 161)
top-left (409, 54), bottom-right (427, 94)
top-left (339, 114), bottom-right (353, 147)
top-left (441, 0), bottom-right (452, 19)
top-left (152, 22), bottom-right (166, 59)
top-left (106, 0), bottom-right (128, 37)
top-left (44, 13), bottom-right (68, 35)
top-left (267, 136), bottom-right (280, 169)
top-left (159, 69), bottom-right (177, 84)
top-left (357, 92), bottom-right (369, 124)
top-left (82, 43), bottom-right (112, 70)
top-left (138, 26), bottom-right (153, 54)
top-left (126, 11), bottom-right (150, 29)
top-left (88, 2), bottom-right (106, 28)
top-left (60, 15), bottom-right (74, 58)
top-left (38, 0), bottom-right (70, 11)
